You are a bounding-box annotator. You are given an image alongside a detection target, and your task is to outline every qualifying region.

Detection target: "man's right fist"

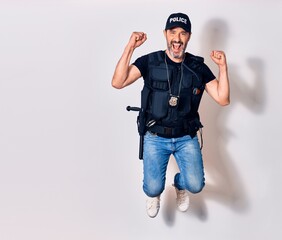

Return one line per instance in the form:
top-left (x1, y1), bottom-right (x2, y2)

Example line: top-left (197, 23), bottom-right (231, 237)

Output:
top-left (130, 32), bottom-right (147, 49)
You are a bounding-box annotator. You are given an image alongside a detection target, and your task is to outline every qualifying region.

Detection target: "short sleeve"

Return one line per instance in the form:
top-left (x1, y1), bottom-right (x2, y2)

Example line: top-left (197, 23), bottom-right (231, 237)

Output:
top-left (132, 54), bottom-right (149, 79)
top-left (202, 63), bottom-right (216, 84)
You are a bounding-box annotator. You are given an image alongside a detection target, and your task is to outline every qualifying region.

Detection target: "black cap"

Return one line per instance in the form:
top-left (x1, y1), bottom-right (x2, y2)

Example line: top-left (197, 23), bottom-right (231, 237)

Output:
top-left (165, 13), bottom-right (191, 33)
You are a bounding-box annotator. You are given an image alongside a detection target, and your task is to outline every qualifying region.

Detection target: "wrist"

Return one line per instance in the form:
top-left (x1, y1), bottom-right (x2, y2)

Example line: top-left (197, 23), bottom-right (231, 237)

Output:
top-left (219, 64), bottom-right (228, 72)
top-left (124, 44), bottom-right (135, 55)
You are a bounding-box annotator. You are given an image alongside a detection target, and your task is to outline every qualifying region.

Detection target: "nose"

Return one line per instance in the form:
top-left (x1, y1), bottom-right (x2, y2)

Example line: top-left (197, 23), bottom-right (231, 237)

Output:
top-left (174, 33), bottom-right (180, 41)
top-left (173, 33), bottom-right (183, 43)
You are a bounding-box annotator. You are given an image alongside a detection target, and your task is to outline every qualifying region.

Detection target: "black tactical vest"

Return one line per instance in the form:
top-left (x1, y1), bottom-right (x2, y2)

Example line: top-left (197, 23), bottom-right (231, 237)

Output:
top-left (143, 51), bottom-right (205, 137)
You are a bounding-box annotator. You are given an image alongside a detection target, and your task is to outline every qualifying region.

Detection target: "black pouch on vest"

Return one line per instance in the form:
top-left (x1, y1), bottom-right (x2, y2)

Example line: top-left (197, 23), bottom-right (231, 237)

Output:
top-left (178, 71), bottom-right (193, 115)
top-left (149, 67), bottom-right (170, 119)
top-left (151, 91), bottom-right (169, 119)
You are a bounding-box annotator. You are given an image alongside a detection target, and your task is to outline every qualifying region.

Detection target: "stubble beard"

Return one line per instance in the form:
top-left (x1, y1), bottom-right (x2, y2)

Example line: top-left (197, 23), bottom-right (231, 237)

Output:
top-left (167, 41), bottom-right (187, 60)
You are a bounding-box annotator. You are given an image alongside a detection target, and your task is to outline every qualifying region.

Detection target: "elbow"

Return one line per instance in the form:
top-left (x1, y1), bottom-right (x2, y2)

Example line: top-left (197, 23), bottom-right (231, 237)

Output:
top-left (218, 98), bottom-right (230, 106)
top-left (112, 82), bottom-right (122, 89)
top-left (220, 101), bottom-right (230, 107)
top-left (111, 78), bottom-right (123, 89)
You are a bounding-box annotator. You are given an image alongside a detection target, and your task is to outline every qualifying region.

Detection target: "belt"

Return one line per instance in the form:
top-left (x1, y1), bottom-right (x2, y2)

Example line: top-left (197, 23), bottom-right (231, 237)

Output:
top-left (149, 125), bottom-right (195, 138)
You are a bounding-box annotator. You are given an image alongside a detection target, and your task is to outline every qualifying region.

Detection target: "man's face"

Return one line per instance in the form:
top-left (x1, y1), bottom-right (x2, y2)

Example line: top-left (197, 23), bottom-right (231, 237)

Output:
top-left (164, 27), bottom-right (191, 60)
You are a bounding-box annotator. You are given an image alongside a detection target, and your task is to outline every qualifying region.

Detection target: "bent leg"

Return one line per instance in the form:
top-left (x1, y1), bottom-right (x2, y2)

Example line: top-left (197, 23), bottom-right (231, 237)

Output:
top-left (173, 135), bottom-right (205, 193)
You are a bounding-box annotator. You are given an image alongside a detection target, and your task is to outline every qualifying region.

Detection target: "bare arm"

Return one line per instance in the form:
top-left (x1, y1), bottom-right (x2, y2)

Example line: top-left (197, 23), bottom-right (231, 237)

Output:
top-left (205, 50), bottom-right (230, 106)
top-left (111, 32), bottom-right (147, 89)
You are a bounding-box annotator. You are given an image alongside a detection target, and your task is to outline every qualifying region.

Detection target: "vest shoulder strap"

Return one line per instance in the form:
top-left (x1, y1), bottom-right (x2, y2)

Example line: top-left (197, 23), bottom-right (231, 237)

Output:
top-left (187, 53), bottom-right (204, 63)
top-left (184, 53), bottom-right (205, 77)
top-left (148, 50), bottom-right (164, 66)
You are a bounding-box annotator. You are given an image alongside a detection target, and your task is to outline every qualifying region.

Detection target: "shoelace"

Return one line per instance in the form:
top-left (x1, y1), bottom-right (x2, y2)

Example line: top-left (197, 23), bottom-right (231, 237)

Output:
top-left (147, 198), bottom-right (159, 209)
top-left (177, 190), bottom-right (188, 203)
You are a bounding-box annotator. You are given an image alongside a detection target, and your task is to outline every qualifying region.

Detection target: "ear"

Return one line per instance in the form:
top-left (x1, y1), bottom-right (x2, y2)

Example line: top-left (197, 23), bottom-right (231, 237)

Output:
top-left (163, 29), bottom-right (167, 37)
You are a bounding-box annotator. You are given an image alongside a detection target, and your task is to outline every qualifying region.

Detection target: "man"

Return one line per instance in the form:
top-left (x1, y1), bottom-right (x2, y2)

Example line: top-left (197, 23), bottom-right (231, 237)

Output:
top-left (112, 12), bottom-right (230, 218)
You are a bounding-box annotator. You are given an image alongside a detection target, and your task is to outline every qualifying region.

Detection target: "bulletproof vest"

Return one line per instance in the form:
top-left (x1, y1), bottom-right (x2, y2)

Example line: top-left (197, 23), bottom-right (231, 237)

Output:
top-left (144, 50), bottom-right (205, 128)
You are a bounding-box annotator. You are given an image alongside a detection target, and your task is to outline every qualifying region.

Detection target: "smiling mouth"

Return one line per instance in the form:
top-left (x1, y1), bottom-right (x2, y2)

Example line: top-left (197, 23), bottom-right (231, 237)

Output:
top-left (172, 42), bottom-right (182, 51)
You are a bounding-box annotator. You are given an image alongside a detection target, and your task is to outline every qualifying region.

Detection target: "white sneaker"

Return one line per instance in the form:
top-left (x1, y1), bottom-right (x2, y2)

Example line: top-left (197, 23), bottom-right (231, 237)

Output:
top-left (175, 187), bottom-right (189, 212)
top-left (146, 196), bottom-right (160, 218)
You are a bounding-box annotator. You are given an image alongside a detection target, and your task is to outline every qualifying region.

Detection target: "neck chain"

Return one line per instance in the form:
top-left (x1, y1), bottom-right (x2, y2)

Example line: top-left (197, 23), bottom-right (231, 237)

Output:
top-left (164, 52), bottom-right (185, 107)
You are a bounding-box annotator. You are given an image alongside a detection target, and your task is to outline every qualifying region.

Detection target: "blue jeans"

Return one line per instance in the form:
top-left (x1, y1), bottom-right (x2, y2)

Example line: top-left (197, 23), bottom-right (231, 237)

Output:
top-left (143, 131), bottom-right (205, 197)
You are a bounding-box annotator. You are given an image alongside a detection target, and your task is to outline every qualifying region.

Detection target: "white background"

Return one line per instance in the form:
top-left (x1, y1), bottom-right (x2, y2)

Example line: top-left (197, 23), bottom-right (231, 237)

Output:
top-left (0, 0), bottom-right (281, 239)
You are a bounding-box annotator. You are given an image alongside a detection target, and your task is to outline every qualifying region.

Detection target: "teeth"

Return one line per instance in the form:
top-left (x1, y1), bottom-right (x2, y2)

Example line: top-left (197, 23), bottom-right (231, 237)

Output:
top-left (173, 43), bottom-right (181, 49)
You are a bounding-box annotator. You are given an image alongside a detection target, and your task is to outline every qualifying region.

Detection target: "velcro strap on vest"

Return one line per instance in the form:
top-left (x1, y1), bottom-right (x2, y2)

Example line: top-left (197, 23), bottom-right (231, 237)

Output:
top-left (149, 118), bottom-right (203, 138)
top-left (149, 125), bottom-right (185, 138)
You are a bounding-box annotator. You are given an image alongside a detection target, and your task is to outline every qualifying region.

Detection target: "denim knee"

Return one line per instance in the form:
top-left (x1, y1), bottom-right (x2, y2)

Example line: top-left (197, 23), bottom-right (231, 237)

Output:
top-left (143, 181), bottom-right (165, 197)
top-left (174, 173), bottom-right (205, 194)
top-left (187, 182), bottom-right (205, 194)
